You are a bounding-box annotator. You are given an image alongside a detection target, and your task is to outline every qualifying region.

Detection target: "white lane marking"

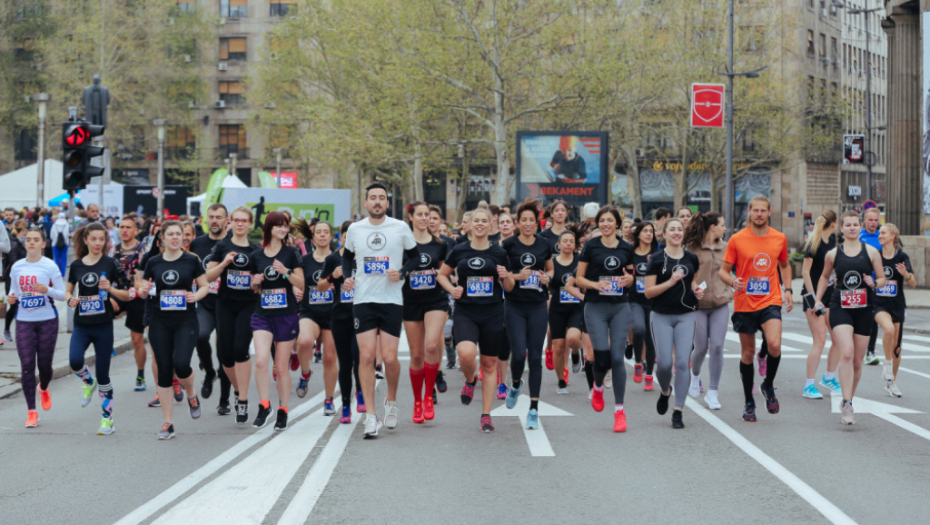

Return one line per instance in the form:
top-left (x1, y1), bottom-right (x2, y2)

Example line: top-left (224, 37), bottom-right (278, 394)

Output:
top-left (903, 334), bottom-right (930, 343)
top-left (782, 331), bottom-right (929, 353)
top-left (490, 395), bottom-right (573, 457)
top-left (278, 403), bottom-right (362, 524)
top-left (720, 355), bottom-right (930, 360)
top-left (897, 366), bottom-right (930, 380)
top-left (114, 389), bottom-right (330, 525)
top-left (685, 398), bottom-right (857, 525)
top-left (830, 393), bottom-right (930, 442)
top-left (151, 405), bottom-right (334, 525)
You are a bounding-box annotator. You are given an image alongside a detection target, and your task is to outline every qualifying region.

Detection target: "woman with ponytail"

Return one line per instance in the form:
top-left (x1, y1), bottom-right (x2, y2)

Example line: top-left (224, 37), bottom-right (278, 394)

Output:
top-left (874, 223), bottom-right (916, 397)
top-left (800, 211), bottom-right (841, 399)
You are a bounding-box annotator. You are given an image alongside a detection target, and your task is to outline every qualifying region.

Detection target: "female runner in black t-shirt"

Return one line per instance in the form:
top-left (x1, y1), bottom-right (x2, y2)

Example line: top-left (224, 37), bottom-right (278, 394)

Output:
top-left (548, 228), bottom-right (584, 395)
top-left (295, 220), bottom-right (336, 410)
top-left (800, 211), bottom-right (840, 399)
top-left (875, 223), bottom-right (916, 397)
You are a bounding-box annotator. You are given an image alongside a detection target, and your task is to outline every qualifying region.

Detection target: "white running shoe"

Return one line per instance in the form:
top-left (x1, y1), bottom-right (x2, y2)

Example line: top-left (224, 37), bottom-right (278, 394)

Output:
top-left (384, 400), bottom-right (399, 429)
top-left (704, 389), bottom-right (721, 410)
top-left (363, 414), bottom-right (381, 438)
top-left (882, 362), bottom-right (894, 381)
top-left (587, 390), bottom-right (593, 402)
top-left (885, 382), bottom-right (903, 398)
top-left (841, 401), bottom-right (855, 425)
top-left (688, 374), bottom-right (701, 398)
top-left (556, 386), bottom-right (569, 395)
top-left (605, 371), bottom-right (612, 388)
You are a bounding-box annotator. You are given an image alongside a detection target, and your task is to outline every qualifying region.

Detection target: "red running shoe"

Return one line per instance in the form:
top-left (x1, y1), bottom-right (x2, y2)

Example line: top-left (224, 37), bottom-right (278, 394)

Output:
top-left (40, 388), bottom-right (52, 411)
top-left (545, 349), bottom-right (554, 370)
top-left (563, 367), bottom-right (569, 385)
top-left (591, 387), bottom-right (605, 412)
top-left (644, 375), bottom-right (654, 391)
top-left (613, 409), bottom-right (627, 433)
top-left (633, 364), bottom-right (643, 384)
top-left (412, 401), bottom-right (425, 424)
top-left (460, 381), bottom-right (475, 406)
top-left (423, 395), bottom-right (435, 420)
top-left (289, 351), bottom-right (300, 371)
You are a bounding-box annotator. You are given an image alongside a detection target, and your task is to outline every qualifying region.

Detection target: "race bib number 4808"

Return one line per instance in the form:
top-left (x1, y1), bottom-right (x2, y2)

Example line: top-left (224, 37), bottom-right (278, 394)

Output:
top-left (159, 290), bottom-right (188, 311)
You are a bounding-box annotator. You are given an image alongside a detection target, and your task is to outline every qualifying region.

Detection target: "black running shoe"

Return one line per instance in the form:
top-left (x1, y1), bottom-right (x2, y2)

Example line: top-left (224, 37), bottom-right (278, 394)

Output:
top-left (235, 400), bottom-right (249, 424)
top-left (760, 383), bottom-right (780, 414)
top-left (671, 410), bottom-right (684, 429)
top-left (432, 389), bottom-right (438, 405)
top-left (217, 401), bottom-right (231, 416)
top-left (201, 371), bottom-right (216, 399)
top-left (657, 387), bottom-right (672, 415)
top-left (253, 404), bottom-right (272, 428)
top-left (624, 343), bottom-right (634, 360)
top-left (742, 401), bottom-right (757, 422)
top-left (273, 408), bottom-right (288, 431)
top-left (436, 370), bottom-right (448, 393)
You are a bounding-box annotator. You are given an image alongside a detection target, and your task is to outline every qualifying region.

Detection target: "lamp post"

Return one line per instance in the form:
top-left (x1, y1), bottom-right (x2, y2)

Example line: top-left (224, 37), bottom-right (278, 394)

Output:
top-left (33, 93), bottom-right (51, 208)
top-left (154, 119), bottom-right (167, 218)
top-left (273, 148), bottom-right (282, 188)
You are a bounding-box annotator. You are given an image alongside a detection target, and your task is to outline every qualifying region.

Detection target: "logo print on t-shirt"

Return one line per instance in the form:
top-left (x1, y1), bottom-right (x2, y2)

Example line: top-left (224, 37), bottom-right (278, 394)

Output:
top-left (520, 253), bottom-right (537, 267)
top-left (162, 270), bottom-right (179, 285)
top-left (264, 266), bottom-right (280, 280)
top-left (604, 256), bottom-right (620, 271)
top-left (419, 253), bottom-right (432, 267)
top-left (367, 232), bottom-right (387, 251)
top-left (752, 253), bottom-right (772, 272)
top-left (467, 257), bottom-right (485, 270)
top-left (562, 273), bottom-right (571, 285)
top-left (81, 272), bottom-right (99, 287)
top-left (883, 266), bottom-right (893, 279)
top-left (234, 253), bottom-right (249, 267)
top-left (672, 264), bottom-right (689, 277)
top-left (312, 269), bottom-right (323, 282)
top-left (842, 271), bottom-right (862, 289)
top-left (636, 262), bottom-right (648, 274)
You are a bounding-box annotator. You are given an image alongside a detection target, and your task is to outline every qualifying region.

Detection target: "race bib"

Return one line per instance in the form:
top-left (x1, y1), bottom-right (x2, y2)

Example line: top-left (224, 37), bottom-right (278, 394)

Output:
top-left (227, 270), bottom-right (251, 291)
top-left (78, 295), bottom-right (105, 316)
top-left (19, 293), bottom-right (46, 310)
top-left (598, 276), bottom-right (624, 296)
top-left (261, 288), bottom-right (288, 309)
top-left (159, 290), bottom-right (188, 311)
top-left (840, 288), bottom-right (868, 309)
top-left (409, 270), bottom-right (436, 290)
top-left (308, 289), bottom-right (333, 305)
top-left (636, 276), bottom-right (646, 293)
top-left (876, 280), bottom-right (897, 298)
top-left (208, 278), bottom-right (220, 295)
top-left (467, 276), bottom-right (493, 297)
top-left (363, 257), bottom-right (389, 275)
top-left (746, 277), bottom-right (770, 296)
top-left (340, 287), bottom-right (355, 303)
top-left (520, 271), bottom-right (543, 291)
top-left (559, 288), bottom-right (580, 303)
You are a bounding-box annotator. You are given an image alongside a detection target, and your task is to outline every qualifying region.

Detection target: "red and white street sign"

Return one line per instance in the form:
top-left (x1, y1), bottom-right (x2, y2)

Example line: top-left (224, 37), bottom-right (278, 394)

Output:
top-left (690, 83), bottom-right (726, 128)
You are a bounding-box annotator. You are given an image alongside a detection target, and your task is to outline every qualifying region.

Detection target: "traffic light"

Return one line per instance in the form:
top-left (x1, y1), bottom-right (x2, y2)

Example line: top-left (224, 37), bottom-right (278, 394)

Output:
top-left (61, 120), bottom-right (106, 191)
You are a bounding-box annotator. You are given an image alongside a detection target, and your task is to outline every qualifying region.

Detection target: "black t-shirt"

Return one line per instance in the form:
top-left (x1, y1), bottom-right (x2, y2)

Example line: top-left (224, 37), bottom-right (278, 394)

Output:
top-left (250, 245), bottom-right (302, 317)
top-left (488, 232), bottom-right (501, 245)
top-left (68, 256), bottom-right (123, 325)
top-left (549, 254), bottom-right (583, 311)
top-left (210, 239), bottom-right (260, 302)
top-left (802, 234), bottom-right (836, 294)
top-left (142, 252), bottom-right (204, 319)
top-left (538, 228), bottom-right (565, 257)
top-left (190, 234), bottom-right (223, 309)
top-left (455, 234), bottom-right (470, 245)
top-left (631, 248), bottom-right (660, 305)
top-left (502, 236), bottom-right (551, 303)
top-left (876, 249), bottom-right (912, 311)
top-left (300, 250), bottom-right (336, 317)
top-left (402, 237), bottom-right (449, 304)
top-left (444, 242), bottom-right (508, 308)
top-left (578, 236), bottom-right (634, 303)
top-left (321, 251), bottom-right (356, 320)
top-left (646, 249), bottom-right (700, 315)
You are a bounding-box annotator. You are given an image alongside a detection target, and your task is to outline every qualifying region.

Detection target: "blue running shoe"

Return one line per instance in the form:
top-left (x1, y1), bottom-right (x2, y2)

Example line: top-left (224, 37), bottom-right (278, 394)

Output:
top-left (526, 409), bottom-right (539, 430)
top-left (505, 379), bottom-right (522, 409)
top-left (340, 405), bottom-right (351, 424)
top-left (819, 376), bottom-right (842, 394)
top-left (802, 384), bottom-right (823, 399)
top-left (496, 382), bottom-right (507, 400)
top-left (296, 377), bottom-right (309, 398)
top-left (323, 398), bottom-right (336, 416)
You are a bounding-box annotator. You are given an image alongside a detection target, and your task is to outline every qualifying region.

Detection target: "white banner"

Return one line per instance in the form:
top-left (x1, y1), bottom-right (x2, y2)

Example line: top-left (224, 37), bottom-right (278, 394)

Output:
top-left (78, 184), bottom-right (124, 218)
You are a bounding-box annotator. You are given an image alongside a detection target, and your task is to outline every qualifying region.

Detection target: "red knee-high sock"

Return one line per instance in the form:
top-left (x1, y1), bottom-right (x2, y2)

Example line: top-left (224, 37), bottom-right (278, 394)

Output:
top-left (423, 362), bottom-right (439, 397)
top-left (409, 367), bottom-right (425, 402)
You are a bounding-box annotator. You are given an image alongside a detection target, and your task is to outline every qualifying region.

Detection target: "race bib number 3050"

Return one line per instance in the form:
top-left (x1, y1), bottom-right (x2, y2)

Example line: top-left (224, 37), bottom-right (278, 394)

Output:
top-left (840, 288), bottom-right (868, 309)
top-left (78, 295), bottom-right (105, 316)
top-left (159, 290), bottom-right (188, 311)
top-left (746, 277), bottom-right (770, 296)
top-left (19, 293), bottom-right (46, 310)
top-left (363, 257), bottom-right (389, 275)
top-left (261, 288), bottom-right (288, 309)
top-left (598, 276), bottom-right (624, 296)
top-left (467, 276), bottom-right (493, 297)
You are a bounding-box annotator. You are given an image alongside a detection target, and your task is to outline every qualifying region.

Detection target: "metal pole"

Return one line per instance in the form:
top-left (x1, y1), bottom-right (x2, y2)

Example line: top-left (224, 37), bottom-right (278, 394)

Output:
top-left (34, 94), bottom-right (50, 208)
top-left (230, 153), bottom-right (237, 186)
top-left (154, 119), bottom-right (166, 218)
top-left (725, 0), bottom-right (735, 233)
top-left (864, 9), bottom-right (872, 202)
top-left (274, 148), bottom-right (282, 188)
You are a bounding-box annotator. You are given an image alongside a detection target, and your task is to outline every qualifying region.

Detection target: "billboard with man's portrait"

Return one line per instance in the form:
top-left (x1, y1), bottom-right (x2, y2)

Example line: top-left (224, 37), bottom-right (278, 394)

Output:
top-left (515, 131), bottom-right (609, 210)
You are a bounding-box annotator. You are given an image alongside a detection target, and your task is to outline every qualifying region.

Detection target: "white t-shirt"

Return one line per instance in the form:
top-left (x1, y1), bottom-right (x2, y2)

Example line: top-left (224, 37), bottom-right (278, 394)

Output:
top-left (343, 216), bottom-right (416, 306)
top-left (10, 257), bottom-right (66, 322)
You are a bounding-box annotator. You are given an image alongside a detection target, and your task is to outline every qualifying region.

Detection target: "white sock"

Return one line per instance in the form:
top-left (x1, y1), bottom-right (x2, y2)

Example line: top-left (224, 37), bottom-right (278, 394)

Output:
top-left (805, 378), bottom-right (815, 388)
top-left (614, 404), bottom-right (623, 413)
top-left (824, 372), bottom-right (835, 381)
top-left (594, 384), bottom-right (604, 392)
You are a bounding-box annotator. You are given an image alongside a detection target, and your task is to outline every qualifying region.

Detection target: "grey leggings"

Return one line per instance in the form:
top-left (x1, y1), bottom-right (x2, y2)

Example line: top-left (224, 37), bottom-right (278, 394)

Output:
top-left (650, 311), bottom-right (696, 410)
top-left (691, 305), bottom-right (729, 390)
top-left (583, 301), bottom-right (631, 405)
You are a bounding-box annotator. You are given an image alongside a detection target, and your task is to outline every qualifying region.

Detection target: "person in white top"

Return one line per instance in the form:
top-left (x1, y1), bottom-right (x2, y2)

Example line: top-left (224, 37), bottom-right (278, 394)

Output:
top-left (8, 227), bottom-right (66, 428)
top-left (342, 182), bottom-right (420, 438)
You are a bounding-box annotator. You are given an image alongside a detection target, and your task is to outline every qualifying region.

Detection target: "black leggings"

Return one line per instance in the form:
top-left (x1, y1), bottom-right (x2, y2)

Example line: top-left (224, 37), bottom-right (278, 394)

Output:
top-left (5, 303), bottom-right (17, 332)
top-left (331, 314), bottom-right (361, 407)
top-left (630, 302), bottom-right (656, 375)
top-left (197, 305), bottom-right (230, 399)
top-left (216, 299), bottom-right (254, 368)
top-left (149, 314), bottom-right (199, 388)
top-left (506, 300), bottom-right (547, 399)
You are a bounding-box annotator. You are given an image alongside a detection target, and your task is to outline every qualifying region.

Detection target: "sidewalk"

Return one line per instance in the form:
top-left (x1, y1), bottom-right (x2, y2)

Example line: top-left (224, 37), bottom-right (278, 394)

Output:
top-left (790, 278), bottom-right (930, 334)
top-left (0, 300), bottom-right (137, 400)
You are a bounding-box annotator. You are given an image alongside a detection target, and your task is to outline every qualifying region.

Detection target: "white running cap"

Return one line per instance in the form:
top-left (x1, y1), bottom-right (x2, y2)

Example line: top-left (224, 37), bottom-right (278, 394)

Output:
top-left (583, 202), bottom-right (599, 219)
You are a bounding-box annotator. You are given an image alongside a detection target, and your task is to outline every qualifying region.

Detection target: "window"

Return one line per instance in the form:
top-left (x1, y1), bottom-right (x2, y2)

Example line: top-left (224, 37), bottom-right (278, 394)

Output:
top-left (14, 39), bottom-right (36, 62)
top-left (219, 37), bottom-right (247, 61)
top-left (271, 0), bottom-right (297, 16)
top-left (819, 33), bottom-right (826, 57)
top-left (830, 37), bottom-right (837, 60)
top-left (219, 125), bottom-right (246, 158)
top-left (830, 82), bottom-right (838, 101)
top-left (807, 30), bottom-right (814, 57)
top-left (220, 0), bottom-right (247, 18)
top-left (219, 81), bottom-right (244, 106)
top-left (167, 127), bottom-right (196, 159)
top-left (174, 1), bottom-right (195, 14)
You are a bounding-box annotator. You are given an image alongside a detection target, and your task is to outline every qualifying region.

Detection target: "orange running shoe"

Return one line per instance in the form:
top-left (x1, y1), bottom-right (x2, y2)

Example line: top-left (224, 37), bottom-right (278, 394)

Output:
top-left (25, 410), bottom-right (39, 428)
top-left (412, 401), bottom-right (425, 424)
top-left (545, 349), bottom-right (554, 370)
top-left (423, 395), bottom-right (435, 420)
top-left (633, 364), bottom-right (643, 383)
top-left (613, 409), bottom-right (627, 433)
top-left (644, 375), bottom-right (654, 391)
top-left (40, 388), bottom-right (52, 411)
top-left (591, 386), bottom-right (605, 412)
top-left (563, 367), bottom-right (569, 386)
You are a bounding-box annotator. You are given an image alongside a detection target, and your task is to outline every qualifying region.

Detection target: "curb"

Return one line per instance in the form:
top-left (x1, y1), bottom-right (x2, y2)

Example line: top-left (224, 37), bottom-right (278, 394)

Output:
top-left (0, 335), bottom-right (141, 401)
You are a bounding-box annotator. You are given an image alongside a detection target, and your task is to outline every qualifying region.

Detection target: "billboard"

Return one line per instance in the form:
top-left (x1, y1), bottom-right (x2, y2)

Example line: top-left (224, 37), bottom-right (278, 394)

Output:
top-left (516, 131), bottom-right (609, 208)
top-left (220, 188), bottom-right (351, 228)
top-left (124, 186), bottom-right (189, 217)
top-left (844, 134), bottom-right (865, 164)
top-left (690, 83), bottom-right (726, 128)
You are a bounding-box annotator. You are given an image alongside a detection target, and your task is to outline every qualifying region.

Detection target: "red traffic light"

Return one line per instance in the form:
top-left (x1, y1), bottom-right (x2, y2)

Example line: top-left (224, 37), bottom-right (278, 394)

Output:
top-left (65, 125), bottom-right (89, 147)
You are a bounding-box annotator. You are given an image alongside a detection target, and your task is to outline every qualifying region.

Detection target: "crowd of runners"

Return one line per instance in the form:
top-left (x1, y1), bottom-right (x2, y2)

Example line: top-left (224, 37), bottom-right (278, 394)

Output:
top-left (8, 184), bottom-right (916, 437)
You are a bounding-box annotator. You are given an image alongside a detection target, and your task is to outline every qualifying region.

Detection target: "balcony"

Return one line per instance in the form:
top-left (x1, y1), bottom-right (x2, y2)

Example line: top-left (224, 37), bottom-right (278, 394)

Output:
top-left (216, 146), bottom-right (249, 160)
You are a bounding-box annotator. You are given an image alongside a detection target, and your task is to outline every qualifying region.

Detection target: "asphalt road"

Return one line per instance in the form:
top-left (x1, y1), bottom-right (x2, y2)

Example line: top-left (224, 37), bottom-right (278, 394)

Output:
top-left (1, 306), bottom-right (929, 525)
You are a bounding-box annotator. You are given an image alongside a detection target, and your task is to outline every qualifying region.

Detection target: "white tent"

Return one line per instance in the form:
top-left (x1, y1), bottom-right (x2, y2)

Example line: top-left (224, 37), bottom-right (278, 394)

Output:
top-left (0, 159), bottom-right (64, 209)
top-left (186, 174), bottom-right (248, 214)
